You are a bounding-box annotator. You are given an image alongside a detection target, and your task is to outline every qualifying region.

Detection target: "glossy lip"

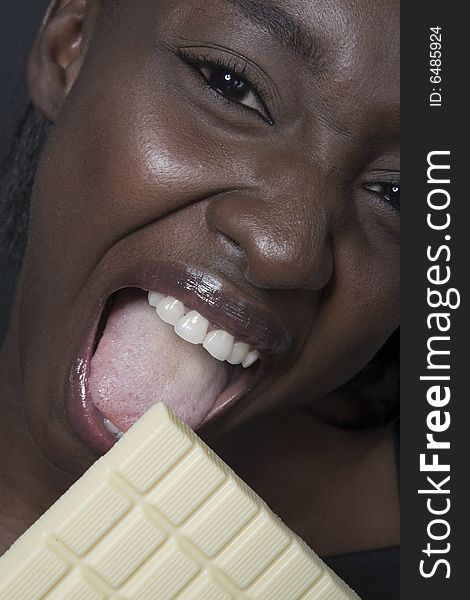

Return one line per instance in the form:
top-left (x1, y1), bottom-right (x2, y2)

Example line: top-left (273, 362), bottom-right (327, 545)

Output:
top-left (67, 261), bottom-right (291, 455)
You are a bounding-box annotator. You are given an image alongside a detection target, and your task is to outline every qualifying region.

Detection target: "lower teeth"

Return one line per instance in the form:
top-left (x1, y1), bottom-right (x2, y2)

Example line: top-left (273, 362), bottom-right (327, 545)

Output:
top-left (103, 416), bottom-right (124, 439)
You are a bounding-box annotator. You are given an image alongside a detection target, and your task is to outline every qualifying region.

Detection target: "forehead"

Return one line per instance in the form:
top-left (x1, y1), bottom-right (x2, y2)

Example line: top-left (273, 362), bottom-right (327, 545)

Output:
top-left (163, 0), bottom-right (399, 71)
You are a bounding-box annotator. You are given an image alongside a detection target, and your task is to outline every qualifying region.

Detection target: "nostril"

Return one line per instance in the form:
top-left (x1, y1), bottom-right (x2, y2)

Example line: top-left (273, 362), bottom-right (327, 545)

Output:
top-left (226, 235), bottom-right (242, 252)
top-left (216, 230), bottom-right (243, 254)
top-left (205, 202), bottom-right (244, 254)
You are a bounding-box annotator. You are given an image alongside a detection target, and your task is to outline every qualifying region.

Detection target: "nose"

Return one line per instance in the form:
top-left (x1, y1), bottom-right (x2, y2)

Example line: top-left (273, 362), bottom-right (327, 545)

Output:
top-left (207, 162), bottom-right (334, 291)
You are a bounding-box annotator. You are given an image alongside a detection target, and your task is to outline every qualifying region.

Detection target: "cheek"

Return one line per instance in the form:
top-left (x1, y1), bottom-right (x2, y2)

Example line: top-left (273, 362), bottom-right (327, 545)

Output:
top-left (328, 225), bottom-right (400, 347)
top-left (24, 85), bottom-right (213, 291)
top-left (281, 228), bottom-right (399, 399)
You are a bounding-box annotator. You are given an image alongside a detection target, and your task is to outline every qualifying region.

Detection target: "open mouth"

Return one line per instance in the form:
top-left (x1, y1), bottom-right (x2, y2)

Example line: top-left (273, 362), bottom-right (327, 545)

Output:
top-left (68, 282), bottom-right (266, 454)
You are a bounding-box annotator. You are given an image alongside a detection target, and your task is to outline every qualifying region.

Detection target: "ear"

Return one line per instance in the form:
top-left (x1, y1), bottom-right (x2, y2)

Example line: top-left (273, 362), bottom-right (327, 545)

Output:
top-left (27, 0), bottom-right (95, 121)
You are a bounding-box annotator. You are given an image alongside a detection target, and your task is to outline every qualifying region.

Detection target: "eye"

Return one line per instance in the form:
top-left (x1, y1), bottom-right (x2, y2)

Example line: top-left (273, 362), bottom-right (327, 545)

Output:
top-left (365, 181), bottom-right (400, 211)
top-left (175, 47), bottom-right (274, 124)
top-left (195, 61), bottom-right (272, 123)
top-left (201, 64), bottom-right (258, 105)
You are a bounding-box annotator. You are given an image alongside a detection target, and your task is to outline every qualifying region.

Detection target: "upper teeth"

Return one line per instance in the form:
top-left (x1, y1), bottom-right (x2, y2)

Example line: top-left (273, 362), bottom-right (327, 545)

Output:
top-left (147, 291), bottom-right (259, 368)
top-left (156, 296), bottom-right (185, 325)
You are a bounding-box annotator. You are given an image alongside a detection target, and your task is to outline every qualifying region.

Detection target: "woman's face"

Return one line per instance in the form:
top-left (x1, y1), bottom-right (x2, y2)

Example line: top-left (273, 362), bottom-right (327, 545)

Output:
top-left (16, 0), bottom-right (399, 473)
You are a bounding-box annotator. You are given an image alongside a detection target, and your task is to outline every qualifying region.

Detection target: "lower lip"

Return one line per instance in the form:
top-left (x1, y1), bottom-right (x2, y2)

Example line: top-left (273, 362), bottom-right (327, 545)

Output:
top-left (199, 366), bottom-right (257, 427)
top-left (67, 300), bottom-right (116, 454)
top-left (66, 290), bottom-right (260, 455)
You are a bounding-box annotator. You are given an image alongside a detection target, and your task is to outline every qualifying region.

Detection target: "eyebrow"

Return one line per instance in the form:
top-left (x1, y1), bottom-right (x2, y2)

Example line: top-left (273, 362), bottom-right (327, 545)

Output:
top-left (223, 0), bottom-right (325, 67)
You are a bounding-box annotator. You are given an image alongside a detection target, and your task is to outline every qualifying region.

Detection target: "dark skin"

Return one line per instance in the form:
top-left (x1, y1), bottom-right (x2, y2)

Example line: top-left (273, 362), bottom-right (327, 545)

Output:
top-left (0, 0), bottom-right (399, 557)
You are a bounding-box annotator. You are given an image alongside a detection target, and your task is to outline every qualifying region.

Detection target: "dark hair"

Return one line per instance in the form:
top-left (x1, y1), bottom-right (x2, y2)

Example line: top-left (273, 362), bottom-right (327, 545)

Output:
top-left (0, 105), bottom-right (51, 283)
top-left (0, 105), bottom-right (399, 427)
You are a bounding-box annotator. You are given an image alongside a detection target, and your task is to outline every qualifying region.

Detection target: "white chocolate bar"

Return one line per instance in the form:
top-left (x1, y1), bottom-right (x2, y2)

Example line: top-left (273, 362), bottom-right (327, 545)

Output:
top-left (0, 404), bottom-right (361, 599)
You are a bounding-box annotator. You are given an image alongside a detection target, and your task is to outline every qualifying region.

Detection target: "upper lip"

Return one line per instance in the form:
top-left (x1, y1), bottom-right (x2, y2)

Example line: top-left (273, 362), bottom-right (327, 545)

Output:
top-left (92, 260), bottom-right (292, 364)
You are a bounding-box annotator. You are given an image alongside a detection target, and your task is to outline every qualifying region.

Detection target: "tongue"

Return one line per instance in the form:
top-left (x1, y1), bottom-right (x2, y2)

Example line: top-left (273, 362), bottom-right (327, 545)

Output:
top-left (89, 288), bottom-right (230, 432)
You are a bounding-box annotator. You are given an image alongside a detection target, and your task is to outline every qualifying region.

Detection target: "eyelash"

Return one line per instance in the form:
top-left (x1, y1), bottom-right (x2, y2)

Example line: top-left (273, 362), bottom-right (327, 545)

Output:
top-left (364, 180), bottom-right (400, 212)
top-left (177, 48), bottom-right (274, 124)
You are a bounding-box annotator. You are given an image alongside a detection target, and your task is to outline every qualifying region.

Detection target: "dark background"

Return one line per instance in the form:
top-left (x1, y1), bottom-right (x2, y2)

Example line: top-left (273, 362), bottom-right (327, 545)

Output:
top-left (0, 1), bottom-right (48, 341)
top-left (0, 1), bottom-right (48, 162)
